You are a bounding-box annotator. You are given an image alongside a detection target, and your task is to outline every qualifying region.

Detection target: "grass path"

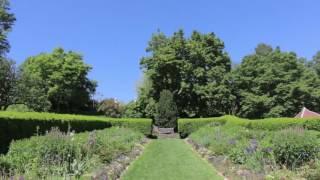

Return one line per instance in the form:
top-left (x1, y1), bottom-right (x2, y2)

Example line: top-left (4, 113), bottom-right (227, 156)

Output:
top-left (121, 139), bottom-right (223, 180)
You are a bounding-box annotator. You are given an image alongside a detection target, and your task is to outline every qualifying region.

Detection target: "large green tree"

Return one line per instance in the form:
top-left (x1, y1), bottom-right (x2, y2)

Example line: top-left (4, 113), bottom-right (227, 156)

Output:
top-left (0, 58), bottom-right (15, 110)
top-left (0, 0), bottom-right (15, 56)
top-left (308, 51), bottom-right (320, 76)
top-left (233, 44), bottom-right (320, 118)
top-left (0, 0), bottom-right (15, 110)
top-left (17, 48), bottom-right (97, 113)
top-left (139, 30), bottom-right (232, 117)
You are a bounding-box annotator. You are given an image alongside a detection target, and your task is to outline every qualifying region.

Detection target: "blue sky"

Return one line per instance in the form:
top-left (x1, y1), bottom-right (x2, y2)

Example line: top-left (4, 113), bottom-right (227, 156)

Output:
top-left (8, 0), bottom-right (320, 102)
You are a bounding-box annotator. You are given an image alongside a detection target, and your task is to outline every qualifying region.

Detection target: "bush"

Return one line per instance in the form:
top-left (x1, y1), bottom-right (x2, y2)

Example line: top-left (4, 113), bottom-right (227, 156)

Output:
top-left (97, 98), bottom-right (123, 118)
top-left (6, 104), bottom-right (34, 112)
top-left (154, 90), bottom-right (178, 128)
top-left (178, 117), bottom-right (227, 137)
top-left (122, 101), bottom-right (144, 118)
top-left (178, 115), bottom-right (318, 137)
top-left (0, 111), bottom-right (152, 153)
top-left (2, 127), bottom-right (143, 178)
top-left (303, 120), bottom-right (320, 131)
top-left (6, 128), bottom-right (81, 177)
top-left (189, 124), bottom-right (320, 175)
top-left (272, 127), bottom-right (320, 169)
top-left (0, 156), bottom-right (12, 174)
top-left (109, 118), bottom-right (152, 135)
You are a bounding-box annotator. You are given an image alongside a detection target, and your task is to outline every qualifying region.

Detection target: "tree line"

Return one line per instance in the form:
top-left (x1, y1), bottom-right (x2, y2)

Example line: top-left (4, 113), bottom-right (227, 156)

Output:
top-left (1, 1), bottom-right (320, 119)
top-left (0, 1), bottom-right (96, 114)
top-left (131, 31), bottom-right (320, 119)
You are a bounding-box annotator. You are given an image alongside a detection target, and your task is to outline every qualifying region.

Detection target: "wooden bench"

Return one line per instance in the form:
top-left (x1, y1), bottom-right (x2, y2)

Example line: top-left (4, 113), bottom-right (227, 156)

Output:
top-left (152, 125), bottom-right (177, 138)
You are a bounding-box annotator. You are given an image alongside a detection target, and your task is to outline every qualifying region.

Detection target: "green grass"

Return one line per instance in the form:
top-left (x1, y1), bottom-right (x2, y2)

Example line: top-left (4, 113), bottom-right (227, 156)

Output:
top-left (122, 139), bottom-right (223, 180)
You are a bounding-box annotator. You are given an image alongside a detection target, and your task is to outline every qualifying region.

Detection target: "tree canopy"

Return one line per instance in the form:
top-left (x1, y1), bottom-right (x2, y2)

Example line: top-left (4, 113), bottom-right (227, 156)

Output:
top-left (0, 58), bottom-right (15, 110)
top-left (0, 0), bottom-right (15, 56)
top-left (0, 0), bottom-right (15, 110)
top-left (139, 30), bottom-right (232, 118)
top-left (232, 44), bottom-right (320, 118)
top-left (17, 48), bottom-right (97, 113)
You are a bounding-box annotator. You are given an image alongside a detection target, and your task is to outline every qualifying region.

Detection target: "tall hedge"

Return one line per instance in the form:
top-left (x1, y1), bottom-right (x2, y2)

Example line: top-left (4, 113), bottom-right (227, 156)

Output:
top-left (178, 115), bottom-right (320, 137)
top-left (0, 112), bottom-right (152, 153)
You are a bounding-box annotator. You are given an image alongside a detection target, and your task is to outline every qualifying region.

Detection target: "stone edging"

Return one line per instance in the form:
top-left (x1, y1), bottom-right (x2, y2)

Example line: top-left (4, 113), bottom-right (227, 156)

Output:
top-left (91, 138), bottom-right (151, 180)
top-left (185, 138), bottom-right (265, 180)
top-left (185, 138), bottom-right (229, 180)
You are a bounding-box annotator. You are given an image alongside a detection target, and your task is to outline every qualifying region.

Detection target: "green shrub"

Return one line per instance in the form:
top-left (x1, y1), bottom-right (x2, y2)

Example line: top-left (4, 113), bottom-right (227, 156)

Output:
top-left (2, 127), bottom-right (143, 178)
top-left (6, 104), bottom-right (34, 112)
top-left (154, 90), bottom-right (178, 128)
top-left (179, 115), bottom-right (319, 137)
top-left (109, 118), bottom-right (152, 135)
top-left (97, 98), bottom-right (123, 118)
top-left (229, 145), bottom-right (247, 164)
top-left (272, 127), bottom-right (320, 169)
top-left (0, 111), bottom-right (152, 154)
top-left (304, 120), bottom-right (320, 131)
top-left (178, 117), bottom-right (227, 137)
top-left (0, 156), bottom-right (12, 174)
top-left (6, 128), bottom-right (82, 177)
top-left (189, 124), bottom-right (320, 174)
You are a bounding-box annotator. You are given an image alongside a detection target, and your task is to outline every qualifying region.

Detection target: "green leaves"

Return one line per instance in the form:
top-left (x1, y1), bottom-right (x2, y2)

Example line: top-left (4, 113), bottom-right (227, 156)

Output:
top-left (0, 58), bottom-right (16, 110)
top-left (154, 90), bottom-right (178, 128)
top-left (233, 44), bottom-right (320, 118)
top-left (17, 48), bottom-right (97, 113)
top-left (139, 30), bottom-right (231, 118)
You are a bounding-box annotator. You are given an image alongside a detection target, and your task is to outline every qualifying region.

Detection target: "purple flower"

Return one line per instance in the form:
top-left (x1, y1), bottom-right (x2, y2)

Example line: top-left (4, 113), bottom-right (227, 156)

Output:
top-left (228, 139), bottom-right (237, 145)
top-left (262, 147), bottom-right (273, 153)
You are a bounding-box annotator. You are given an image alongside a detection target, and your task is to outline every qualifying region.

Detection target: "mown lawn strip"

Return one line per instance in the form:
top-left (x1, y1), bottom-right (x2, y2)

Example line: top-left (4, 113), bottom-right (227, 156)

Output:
top-left (122, 139), bottom-right (223, 180)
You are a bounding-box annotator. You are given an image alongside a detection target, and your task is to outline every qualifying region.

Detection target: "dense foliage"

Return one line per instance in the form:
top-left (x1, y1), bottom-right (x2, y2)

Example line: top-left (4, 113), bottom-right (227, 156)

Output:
top-left (138, 30), bottom-right (232, 118)
top-left (97, 98), bottom-right (123, 118)
top-left (0, 0), bottom-right (15, 56)
top-left (0, 111), bottom-right (152, 153)
top-left (135, 31), bottom-right (320, 119)
top-left (122, 100), bottom-right (144, 118)
top-left (190, 124), bottom-right (320, 178)
top-left (0, 58), bottom-right (15, 110)
top-left (0, 0), bottom-right (15, 111)
top-left (16, 48), bottom-right (97, 113)
top-left (272, 128), bottom-right (320, 169)
top-left (232, 44), bottom-right (320, 118)
top-left (178, 115), bottom-right (320, 137)
top-left (0, 127), bottom-right (143, 179)
top-left (1, 0), bottom-right (320, 119)
top-left (154, 90), bottom-right (177, 128)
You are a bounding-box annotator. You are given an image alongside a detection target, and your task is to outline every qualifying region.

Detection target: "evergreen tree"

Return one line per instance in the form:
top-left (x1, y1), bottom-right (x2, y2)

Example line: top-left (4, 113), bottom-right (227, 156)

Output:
top-left (154, 90), bottom-right (178, 128)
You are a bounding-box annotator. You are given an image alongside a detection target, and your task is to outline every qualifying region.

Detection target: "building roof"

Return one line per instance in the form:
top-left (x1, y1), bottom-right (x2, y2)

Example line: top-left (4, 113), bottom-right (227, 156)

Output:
top-left (294, 107), bottom-right (320, 118)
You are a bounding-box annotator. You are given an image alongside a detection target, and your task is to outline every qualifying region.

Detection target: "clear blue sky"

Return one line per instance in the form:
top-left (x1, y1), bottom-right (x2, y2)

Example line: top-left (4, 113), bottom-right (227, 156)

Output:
top-left (8, 0), bottom-right (320, 102)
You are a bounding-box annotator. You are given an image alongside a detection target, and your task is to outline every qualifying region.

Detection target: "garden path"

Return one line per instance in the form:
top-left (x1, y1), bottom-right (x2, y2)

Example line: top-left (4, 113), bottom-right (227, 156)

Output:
top-left (121, 139), bottom-right (224, 180)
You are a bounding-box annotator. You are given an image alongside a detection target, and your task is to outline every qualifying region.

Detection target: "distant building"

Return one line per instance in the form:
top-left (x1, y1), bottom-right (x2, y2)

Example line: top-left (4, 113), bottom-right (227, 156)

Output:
top-left (294, 107), bottom-right (320, 118)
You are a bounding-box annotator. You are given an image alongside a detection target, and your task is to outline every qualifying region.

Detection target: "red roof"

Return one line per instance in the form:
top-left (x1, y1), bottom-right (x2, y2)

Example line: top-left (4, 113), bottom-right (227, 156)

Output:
top-left (294, 107), bottom-right (320, 118)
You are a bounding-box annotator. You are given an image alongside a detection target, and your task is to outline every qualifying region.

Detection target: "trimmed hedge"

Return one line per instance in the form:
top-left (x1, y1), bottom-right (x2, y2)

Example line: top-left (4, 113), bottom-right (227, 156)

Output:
top-left (178, 115), bottom-right (320, 137)
top-left (0, 111), bottom-right (152, 153)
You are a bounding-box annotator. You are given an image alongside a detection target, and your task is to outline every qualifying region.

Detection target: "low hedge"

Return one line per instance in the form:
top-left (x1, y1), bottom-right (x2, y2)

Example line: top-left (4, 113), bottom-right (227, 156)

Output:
top-left (178, 115), bottom-right (320, 137)
top-left (0, 111), bottom-right (152, 153)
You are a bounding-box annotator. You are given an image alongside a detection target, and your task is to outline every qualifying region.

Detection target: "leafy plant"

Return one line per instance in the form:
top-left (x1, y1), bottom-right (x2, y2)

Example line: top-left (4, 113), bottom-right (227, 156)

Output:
top-left (154, 90), bottom-right (178, 128)
top-left (97, 98), bottom-right (123, 118)
top-left (1, 127), bottom-right (143, 179)
top-left (272, 127), bottom-right (320, 169)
